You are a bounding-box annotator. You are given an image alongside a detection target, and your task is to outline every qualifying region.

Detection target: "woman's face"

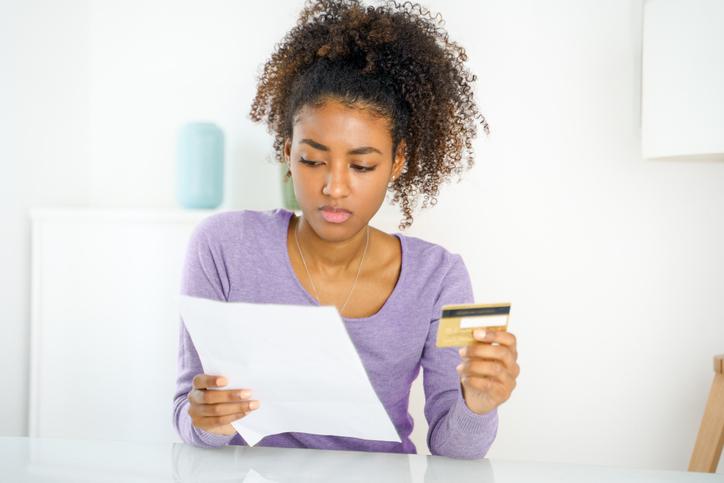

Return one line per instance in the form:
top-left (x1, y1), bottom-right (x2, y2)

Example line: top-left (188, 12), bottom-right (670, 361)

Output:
top-left (284, 99), bottom-right (404, 242)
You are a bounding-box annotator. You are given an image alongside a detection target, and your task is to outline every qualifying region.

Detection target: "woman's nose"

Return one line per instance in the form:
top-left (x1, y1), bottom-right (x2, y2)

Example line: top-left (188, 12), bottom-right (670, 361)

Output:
top-left (322, 166), bottom-right (351, 198)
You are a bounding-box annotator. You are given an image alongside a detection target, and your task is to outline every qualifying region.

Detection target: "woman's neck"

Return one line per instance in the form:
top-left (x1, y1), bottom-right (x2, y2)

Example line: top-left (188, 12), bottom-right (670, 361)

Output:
top-left (293, 215), bottom-right (370, 277)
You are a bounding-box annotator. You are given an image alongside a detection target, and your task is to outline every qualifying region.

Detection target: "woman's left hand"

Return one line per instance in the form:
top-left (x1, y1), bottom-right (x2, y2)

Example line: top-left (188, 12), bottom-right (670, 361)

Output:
top-left (456, 329), bottom-right (519, 415)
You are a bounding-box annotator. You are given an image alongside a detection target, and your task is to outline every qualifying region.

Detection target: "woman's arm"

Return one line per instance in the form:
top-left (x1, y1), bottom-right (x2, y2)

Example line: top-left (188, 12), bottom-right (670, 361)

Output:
top-left (172, 217), bottom-right (247, 448)
top-left (420, 254), bottom-right (499, 459)
top-left (173, 322), bottom-right (241, 448)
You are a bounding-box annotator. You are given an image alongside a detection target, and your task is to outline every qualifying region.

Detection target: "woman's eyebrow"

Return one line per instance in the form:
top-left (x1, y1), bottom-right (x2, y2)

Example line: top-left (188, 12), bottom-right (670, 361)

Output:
top-left (300, 138), bottom-right (382, 155)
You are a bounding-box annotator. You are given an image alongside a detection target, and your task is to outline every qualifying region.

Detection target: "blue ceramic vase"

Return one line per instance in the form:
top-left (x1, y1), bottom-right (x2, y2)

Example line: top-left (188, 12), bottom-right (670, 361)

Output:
top-left (177, 122), bottom-right (224, 209)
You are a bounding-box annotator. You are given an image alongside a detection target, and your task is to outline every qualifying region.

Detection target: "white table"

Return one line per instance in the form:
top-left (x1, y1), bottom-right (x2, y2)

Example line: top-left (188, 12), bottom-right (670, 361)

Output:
top-left (0, 437), bottom-right (720, 482)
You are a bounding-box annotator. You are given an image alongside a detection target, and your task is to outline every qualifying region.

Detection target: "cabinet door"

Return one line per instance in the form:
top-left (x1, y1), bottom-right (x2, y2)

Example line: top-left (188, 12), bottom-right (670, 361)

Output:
top-left (30, 213), bottom-right (201, 443)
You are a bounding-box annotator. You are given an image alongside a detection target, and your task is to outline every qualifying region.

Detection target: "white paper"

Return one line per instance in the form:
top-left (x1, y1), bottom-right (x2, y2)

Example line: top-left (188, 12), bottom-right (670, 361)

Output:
top-left (179, 295), bottom-right (401, 446)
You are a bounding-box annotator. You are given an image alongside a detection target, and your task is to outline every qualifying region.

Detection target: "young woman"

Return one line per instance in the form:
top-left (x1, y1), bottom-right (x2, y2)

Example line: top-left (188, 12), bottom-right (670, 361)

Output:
top-left (173, 0), bottom-right (519, 459)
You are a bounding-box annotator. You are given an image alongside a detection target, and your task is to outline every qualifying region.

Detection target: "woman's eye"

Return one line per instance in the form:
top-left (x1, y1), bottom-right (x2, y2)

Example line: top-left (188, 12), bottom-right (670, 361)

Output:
top-left (299, 158), bottom-right (375, 172)
top-left (351, 165), bottom-right (375, 173)
top-left (299, 157), bottom-right (321, 167)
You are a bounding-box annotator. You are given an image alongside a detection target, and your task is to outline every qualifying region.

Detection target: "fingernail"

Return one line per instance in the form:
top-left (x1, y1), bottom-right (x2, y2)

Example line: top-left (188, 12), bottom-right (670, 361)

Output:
top-left (458, 347), bottom-right (466, 357)
top-left (249, 401), bottom-right (260, 410)
top-left (216, 377), bottom-right (227, 386)
top-left (456, 363), bottom-right (463, 372)
top-left (239, 390), bottom-right (251, 399)
top-left (474, 329), bottom-right (487, 340)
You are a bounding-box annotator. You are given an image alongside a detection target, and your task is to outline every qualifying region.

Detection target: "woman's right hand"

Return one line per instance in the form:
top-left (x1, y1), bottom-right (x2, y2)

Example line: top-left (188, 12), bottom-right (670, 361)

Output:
top-left (187, 374), bottom-right (260, 436)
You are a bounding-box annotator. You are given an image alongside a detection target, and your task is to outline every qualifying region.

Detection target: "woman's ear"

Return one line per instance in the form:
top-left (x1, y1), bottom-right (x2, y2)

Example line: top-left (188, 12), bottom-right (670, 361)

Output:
top-left (283, 139), bottom-right (293, 178)
top-left (392, 140), bottom-right (406, 180)
top-left (283, 138), bottom-right (292, 163)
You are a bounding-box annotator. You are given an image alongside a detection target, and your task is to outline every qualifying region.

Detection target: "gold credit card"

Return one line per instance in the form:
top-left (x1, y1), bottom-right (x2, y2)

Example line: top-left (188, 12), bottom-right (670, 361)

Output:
top-left (436, 302), bottom-right (511, 348)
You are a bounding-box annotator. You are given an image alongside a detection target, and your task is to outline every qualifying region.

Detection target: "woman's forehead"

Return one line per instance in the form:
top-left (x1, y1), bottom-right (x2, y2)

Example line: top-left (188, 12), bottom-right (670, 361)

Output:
top-left (292, 100), bottom-right (393, 148)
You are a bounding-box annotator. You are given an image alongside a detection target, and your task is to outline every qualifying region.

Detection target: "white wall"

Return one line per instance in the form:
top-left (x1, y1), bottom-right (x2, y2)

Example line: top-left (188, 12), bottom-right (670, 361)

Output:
top-left (0, 0), bottom-right (91, 437)
top-left (430, 0), bottom-right (724, 472)
top-left (2, 0), bottom-right (723, 473)
top-left (87, 0), bottom-right (293, 209)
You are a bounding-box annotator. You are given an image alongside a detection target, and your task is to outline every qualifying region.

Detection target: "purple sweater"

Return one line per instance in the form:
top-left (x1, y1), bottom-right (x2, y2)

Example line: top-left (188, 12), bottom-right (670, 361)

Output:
top-left (172, 208), bottom-right (498, 459)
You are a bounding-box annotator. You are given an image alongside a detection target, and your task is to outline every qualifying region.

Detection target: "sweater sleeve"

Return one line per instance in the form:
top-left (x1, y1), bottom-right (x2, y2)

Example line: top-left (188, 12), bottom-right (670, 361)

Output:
top-left (171, 218), bottom-right (246, 448)
top-left (421, 254), bottom-right (499, 459)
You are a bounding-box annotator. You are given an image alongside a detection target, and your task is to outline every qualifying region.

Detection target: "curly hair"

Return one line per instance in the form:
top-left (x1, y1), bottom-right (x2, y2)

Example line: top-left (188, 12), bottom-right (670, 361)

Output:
top-left (249, 0), bottom-right (488, 230)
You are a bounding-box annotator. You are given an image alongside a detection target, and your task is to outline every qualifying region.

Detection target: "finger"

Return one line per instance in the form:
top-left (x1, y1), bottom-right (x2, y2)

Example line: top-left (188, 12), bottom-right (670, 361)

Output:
top-left (192, 400), bottom-right (261, 417)
top-left (458, 359), bottom-right (506, 380)
top-left (472, 329), bottom-right (517, 351)
top-left (460, 343), bottom-right (506, 359)
top-left (188, 388), bottom-right (252, 405)
top-left (460, 344), bottom-right (516, 370)
top-left (194, 412), bottom-right (248, 428)
top-left (463, 374), bottom-right (510, 401)
top-left (192, 374), bottom-right (229, 390)
top-left (464, 363), bottom-right (518, 393)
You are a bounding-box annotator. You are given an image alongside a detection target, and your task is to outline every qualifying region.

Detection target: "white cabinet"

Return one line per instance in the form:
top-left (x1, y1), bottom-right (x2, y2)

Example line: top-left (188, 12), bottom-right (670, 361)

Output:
top-left (29, 209), bottom-right (216, 443)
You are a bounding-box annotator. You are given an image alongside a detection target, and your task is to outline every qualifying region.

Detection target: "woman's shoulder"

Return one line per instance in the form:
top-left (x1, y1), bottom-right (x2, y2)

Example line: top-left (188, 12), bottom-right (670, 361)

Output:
top-left (191, 208), bottom-right (291, 245)
top-left (392, 232), bottom-right (473, 306)
top-left (398, 232), bottom-right (466, 271)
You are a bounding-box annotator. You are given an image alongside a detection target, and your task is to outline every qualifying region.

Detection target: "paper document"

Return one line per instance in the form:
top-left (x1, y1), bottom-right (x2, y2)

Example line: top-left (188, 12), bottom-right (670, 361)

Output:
top-left (179, 295), bottom-right (401, 446)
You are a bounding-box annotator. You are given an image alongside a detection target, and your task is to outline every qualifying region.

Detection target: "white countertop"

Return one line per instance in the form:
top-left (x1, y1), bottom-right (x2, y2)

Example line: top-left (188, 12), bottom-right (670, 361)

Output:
top-left (0, 437), bottom-right (720, 482)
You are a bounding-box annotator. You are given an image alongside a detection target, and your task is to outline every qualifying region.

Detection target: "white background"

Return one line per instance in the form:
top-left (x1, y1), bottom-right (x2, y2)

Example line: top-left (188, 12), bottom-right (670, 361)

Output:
top-left (1, 0), bottom-right (723, 473)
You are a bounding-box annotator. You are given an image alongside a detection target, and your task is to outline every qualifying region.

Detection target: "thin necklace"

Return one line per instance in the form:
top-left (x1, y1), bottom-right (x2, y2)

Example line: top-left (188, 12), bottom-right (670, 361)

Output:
top-left (293, 217), bottom-right (370, 316)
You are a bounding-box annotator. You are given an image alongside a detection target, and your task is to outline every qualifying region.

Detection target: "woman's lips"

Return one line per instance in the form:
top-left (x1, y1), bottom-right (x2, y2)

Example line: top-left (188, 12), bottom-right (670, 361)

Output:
top-left (320, 206), bottom-right (352, 224)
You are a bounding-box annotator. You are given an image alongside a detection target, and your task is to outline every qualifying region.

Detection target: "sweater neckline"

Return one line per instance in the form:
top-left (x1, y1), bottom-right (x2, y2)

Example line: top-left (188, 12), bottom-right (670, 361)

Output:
top-left (278, 209), bottom-right (407, 322)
